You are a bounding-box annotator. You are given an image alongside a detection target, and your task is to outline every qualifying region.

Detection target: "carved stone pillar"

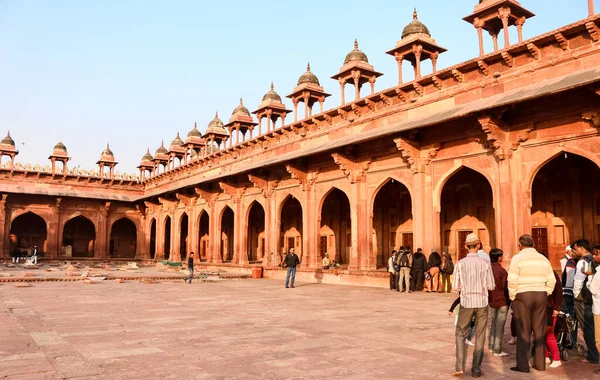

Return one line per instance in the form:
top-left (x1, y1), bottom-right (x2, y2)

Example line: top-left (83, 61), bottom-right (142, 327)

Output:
top-left (413, 44), bottom-right (423, 79)
top-left (499, 8), bottom-right (511, 48)
top-left (0, 194), bottom-right (7, 258)
top-left (394, 52), bottom-right (404, 85)
top-left (474, 18), bottom-right (485, 56)
top-left (95, 202), bottom-right (111, 259)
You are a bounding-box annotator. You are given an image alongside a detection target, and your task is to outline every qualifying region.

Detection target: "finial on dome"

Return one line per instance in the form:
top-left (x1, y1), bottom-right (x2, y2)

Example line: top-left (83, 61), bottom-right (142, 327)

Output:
top-left (239, 97), bottom-right (243, 105)
top-left (413, 8), bottom-right (418, 20)
top-left (161, 140), bottom-right (165, 147)
top-left (106, 143), bottom-right (110, 149)
top-left (270, 82), bottom-right (274, 91)
top-left (354, 39), bottom-right (359, 49)
top-left (215, 111), bottom-right (219, 118)
top-left (307, 62), bottom-right (311, 72)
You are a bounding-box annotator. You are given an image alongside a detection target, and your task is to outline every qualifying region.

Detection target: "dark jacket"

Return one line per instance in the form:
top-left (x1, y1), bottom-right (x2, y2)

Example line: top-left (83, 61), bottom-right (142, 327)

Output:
top-left (488, 262), bottom-right (509, 308)
top-left (548, 271), bottom-right (563, 326)
top-left (187, 256), bottom-right (194, 269)
top-left (411, 252), bottom-right (427, 271)
top-left (285, 253), bottom-right (301, 268)
top-left (428, 252), bottom-right (441, 268)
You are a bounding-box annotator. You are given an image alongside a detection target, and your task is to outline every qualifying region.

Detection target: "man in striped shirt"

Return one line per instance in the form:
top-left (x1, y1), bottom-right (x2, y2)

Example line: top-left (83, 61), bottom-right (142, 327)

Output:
top-left (452, 233), bottom-right (495, 378)
top-left (508, 234), bottom-right (556, 373)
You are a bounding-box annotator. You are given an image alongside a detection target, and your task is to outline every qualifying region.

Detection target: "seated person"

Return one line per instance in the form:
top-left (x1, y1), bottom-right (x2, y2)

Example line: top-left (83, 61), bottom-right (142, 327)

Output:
top-left (322, 252), bottom-right (331, 269)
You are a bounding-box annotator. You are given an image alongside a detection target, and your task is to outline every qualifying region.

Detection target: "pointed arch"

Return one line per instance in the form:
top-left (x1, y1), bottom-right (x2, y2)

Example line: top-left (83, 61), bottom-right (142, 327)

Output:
top-left (149, 218), bottom-right (157, 259)
top-left (247, 201), bottom-right (266, 262)
top-left (63, 215), bottom-right (96, 257)
top-left (319, 187), bottom-right (352, 265)
top-left (279, 194), bottom-right (303, 257)
top-left (197, 210), bottom-right (209, 261)
top-left (220, 206), bottom-right (235, 262)
top-left (179, 212), bottom-right (189, 260)
top-left (9, 211), bottom-right (48, 253)
top-left (110, 217), bottom-right (136, 258)
top-left (370, 176), bottom-right (414, 209)
top-left (164, 215), bottom-right (172, 260)
top-left (433, 163), bottom-right (497, 211)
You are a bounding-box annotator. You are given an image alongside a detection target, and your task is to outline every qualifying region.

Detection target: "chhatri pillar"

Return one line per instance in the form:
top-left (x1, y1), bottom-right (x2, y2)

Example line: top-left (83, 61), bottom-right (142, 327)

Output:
top-left (48, 142), bottom-right (70, 175)
top-left (252, 83), bottom-right (291, 135)
top-left (463, 0), bottom-right (535, 56)
top-left (152, 141), bottom-right (169, 175)
top-left (202, 112), bottom-right (230, 153)
top-left (0, 132), bottom-right (19, 169)
top-left (386, 9), bottom-right (447, 84)
top-left (96, 144), bottom-right (118, 179)
top-left (590, 0), bottom-right (596, 17)
top-left (224, 98), bottom-right (257, 144)
top-left (331, 40), bottom-right (383, 104)
top-left (286, 63), bottom-right (331, 122)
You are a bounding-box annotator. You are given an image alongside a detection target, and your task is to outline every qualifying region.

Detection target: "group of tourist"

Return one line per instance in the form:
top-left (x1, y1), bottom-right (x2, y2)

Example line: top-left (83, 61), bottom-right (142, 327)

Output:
top-left (451, 233), bottom-right (600, 377)
top-left (10, 245), bottom-right (39, 264)
top-left (388, 246), bottom-right (454, 293)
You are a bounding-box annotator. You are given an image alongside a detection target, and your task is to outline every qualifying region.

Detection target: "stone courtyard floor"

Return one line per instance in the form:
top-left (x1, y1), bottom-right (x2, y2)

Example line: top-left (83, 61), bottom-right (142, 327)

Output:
top-left (0, 279), bottom-right (597, 380)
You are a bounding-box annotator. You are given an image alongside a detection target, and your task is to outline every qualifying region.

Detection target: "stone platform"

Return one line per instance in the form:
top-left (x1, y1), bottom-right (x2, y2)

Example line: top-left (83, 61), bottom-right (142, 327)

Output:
top-left (0, 278), bottom-right (597, 379)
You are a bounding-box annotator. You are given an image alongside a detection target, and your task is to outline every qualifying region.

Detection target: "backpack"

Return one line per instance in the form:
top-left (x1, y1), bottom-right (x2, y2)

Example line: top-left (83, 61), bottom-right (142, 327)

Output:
top-left (399, 253), bottom-right (409, 267)
top-left (444, 260), bottom-right (454, 274)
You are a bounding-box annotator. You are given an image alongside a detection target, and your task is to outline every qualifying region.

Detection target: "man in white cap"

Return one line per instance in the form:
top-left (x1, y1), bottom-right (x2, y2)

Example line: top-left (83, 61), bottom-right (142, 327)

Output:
top-left (452, 233), bottom-right (495, 378)
top-left (560, 245), bottom-right (572, 274)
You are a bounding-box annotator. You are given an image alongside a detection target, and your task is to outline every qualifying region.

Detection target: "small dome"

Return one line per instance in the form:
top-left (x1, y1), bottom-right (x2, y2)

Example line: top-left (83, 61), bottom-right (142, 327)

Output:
top-left (231, 98), bottom-right (251, 117)
top-left (170, 132), bottom-right (184, 147)
top-left (401, 9), bottom-right (431, 39)
top-left (261, 82), bottom-right (282, 104)
top-left (100, 143), bottom-right (114, 158)
top-left (207, 112), bottom-right (224, 129)
top-left (1, 131), bottom-right (15, 147)
top-left (155, 140), bottom-right (167, 155)
top-left (53, 142), bottom-right (68, 153)
top-left (297, 63), bottom-right (320, 86)
top-left (187, 122), bottom-right (202, 138)
top-left (344, 39), bottom-right (369, 65)
top-left (141, 148), bottom-right (153, 162)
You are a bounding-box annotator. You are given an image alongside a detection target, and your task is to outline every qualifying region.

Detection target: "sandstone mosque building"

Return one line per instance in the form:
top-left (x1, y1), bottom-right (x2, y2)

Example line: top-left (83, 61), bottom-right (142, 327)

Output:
top-left (2, 1), bottom-right (600, 283)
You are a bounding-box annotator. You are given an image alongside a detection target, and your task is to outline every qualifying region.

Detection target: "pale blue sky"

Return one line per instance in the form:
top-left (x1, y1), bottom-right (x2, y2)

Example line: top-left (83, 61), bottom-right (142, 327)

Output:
top-left (0, 0), bottom-right (591, 172)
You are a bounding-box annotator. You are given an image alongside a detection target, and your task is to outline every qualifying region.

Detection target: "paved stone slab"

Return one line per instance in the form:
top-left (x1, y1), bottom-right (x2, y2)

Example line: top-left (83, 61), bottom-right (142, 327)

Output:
top-left (0, 279), bottom-right (598, 379)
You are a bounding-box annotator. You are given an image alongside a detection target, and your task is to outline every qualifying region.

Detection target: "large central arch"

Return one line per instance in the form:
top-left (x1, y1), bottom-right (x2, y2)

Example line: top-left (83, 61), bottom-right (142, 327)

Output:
top-left (531, 152), bottom-right (600, 267)
top-left (372, 178), bottom-right (413, 268)
top-left (63, 216), bottom-right (96, 257)
top-left (319, 188), bottom-right (351, 265)
top-left (247, 201), bottom-right (266, 262)
top-left (279, 195), bottom-right (303, 261)
top-left (9, 212), bottom-right (47, 253)
top-left (110, 218), bottom-right (136, 258)
top-left (440, 167), bottom-right (495, 261)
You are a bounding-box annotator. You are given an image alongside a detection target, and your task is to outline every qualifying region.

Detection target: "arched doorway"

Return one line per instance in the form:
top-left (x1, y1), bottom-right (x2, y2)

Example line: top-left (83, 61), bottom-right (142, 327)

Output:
top-left (164, 216), bottom-right (171, 260)
top-left (63, 216), bottom-right (96, 257)
top-left (180, 213), bottom-right (189, 261)
top-left (9, 212), bottom-right (47, 253)
top-left (531, 153), bottom-right (600, 267)
top-left (372, 179), bottom-right (412, 268)
top-left (247, 202), bottom-right (265, 262)
top-left (110, 218), bottom-right (136, 258)
top-left (440, 167), bottom-right (495, 262)
top-left (320, 188), bottom-right (351, 265)
top-left (221, 206), bottom-right (234, 262)
top-left (280, 195), bottom-right (303, 262)
top-left (198, 211), bottom-right (209, 261)
top-left (150, 219), bottom-right (156, 259)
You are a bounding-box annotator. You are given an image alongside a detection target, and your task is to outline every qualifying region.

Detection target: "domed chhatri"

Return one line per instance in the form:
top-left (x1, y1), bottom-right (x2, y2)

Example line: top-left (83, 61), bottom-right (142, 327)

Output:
top-left (155, 140), bottom-right (168, 155)
top-left (1, 131), bottom-right (15, 147)
top-left (170, 132), bottom-right (184, 147)
top-left (141, 148), bottom-right (153, 162)
top-left (204, 112), bottom-right (229, 136)
top-left (53, 142), bottom-right (68, 153)
top-left (231, 98), bottom-right (251, 118)
top-left (297, 63), bottom-right (320, 86)
top-left (343, 39), bottom-right (369, 65)
top-left (98, 143), bottom-right (115, 162)
top-left (187, 122), bottom-right (203, 138)
top-left (261, 82), bottom-right (283, 105)
top-left (402, 9), bottom-right (431, 39)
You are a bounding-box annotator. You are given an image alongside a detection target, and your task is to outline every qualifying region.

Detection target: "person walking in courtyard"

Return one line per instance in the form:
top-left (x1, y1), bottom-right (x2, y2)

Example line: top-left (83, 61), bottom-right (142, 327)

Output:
top-left (388, 250), bottom-right (398, 291)
top-left (573, 239), bottom-right (600, 364)
top-left (508, 234), bottom-right (556, 373)
top-left (411, 247), bottom-right (427, 292)
top-left (543, 251), bottom-right (563, 368)
top-left (184, 252), bottom-right (195, 284)
top-left (488, 248), bottom-right (509, 357)
top-left (284, 248), bottom-right (300, 288)
top-left (440, 253), bottom-right (454, 293)
top-left (398, 248), bottom-right (412, 292)
top-left (452, 233), bottom-right (495, 378)
top-left (30, 245), bottom-right (39, 265)
top-left (427, 250), bottom-right (441, 293)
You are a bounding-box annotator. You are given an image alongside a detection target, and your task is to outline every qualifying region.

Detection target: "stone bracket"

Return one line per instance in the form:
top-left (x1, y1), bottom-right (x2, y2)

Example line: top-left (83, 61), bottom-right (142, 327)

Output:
top-left (158, 197), bottom-right (178, 214)
top-left (393, 137), bottom-right (440, 173)
top-left (501, 51), bottom-right (514, 67)
top-left (477, 60), bottom-right (489, 76)
top-left (248, 174), bottom-right (279, 198)
top-left (395, 88), bottom-right (407, 102)
top-left (218, 182), bottom-right (246, 204)
top-left (582, 111), bottom-right (600, 128)
top-left (477, 115), bottom-right (513, 160)
top-left (176, 193), bottom-right (198, 212)
top-left (285, 164), bottom-right (319, 191)
top-left (413, 83), bottom-right (423, 97)
top-left (527, 43), bottom-right (540, 60)
top-left (432, 76), bottom-right (443, 90)
top-left (554, 32), bottom-right (569, 50)
top-left (135, 204), bottom-right (147, 219)
top-left (586, 21), bottom-right (600, 42)
top-left (452, 69), bottom-right (464, 83)
top-left (194, 187), bottom-right (217, 208)
top-left (331, 152), bottom-right (372, 183)
top-left (143, 200), bottom-right (161, 214)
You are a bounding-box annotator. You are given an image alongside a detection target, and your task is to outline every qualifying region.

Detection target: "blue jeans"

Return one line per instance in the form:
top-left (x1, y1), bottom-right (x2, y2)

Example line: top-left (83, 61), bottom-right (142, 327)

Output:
top-left (285, 267), bottom-right (296, 287)
top-left (488, 305), bottom-right (509, 354)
